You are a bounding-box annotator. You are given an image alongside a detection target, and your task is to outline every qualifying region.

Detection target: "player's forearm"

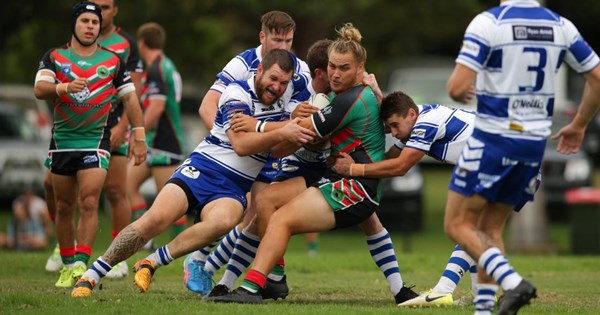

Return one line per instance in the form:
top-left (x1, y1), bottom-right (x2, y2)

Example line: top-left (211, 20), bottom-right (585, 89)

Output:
top-left (230, 129), bottom-right (286, 156)
top-left (354, 158), bottom-right (414, 178)
top-left (34, 81), bottom-right (63, 100)
top-left (199, 90), bottom-right (221, 130)
top-left (143, 100), bottom-right (165, 131)
top-left (573, 67), bottom-right (600, 129)
top-left (121, 93), bottom-right (144, 129)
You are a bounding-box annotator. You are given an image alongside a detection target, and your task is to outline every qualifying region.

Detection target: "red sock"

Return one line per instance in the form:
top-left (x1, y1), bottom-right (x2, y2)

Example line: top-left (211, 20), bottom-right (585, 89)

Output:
top-left (276, 257), bottom-right (285, 267)
top-left (112, 230), bottom-right (120, 239)
top-left (75, 244), bottom-right (93, 256)
top-left (245, 269), bottom-right (267, 289)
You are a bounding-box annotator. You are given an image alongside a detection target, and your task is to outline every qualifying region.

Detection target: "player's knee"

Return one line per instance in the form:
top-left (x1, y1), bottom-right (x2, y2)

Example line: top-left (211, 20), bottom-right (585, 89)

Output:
top-left (78, 194), bottom-right (100, 212)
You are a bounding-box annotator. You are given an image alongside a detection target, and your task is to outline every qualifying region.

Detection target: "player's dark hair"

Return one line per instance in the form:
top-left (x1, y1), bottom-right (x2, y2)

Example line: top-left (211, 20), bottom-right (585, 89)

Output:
top-left (261, 11), bottom-right (296, 35)
top-left (261, 48), bottom-right (295, 75)
top-left (306, 39), bottom-right (333, 79)
top-left (137, 22), bottom-right (165, 49)
top-left (380, 91), bottom-right (418, 121)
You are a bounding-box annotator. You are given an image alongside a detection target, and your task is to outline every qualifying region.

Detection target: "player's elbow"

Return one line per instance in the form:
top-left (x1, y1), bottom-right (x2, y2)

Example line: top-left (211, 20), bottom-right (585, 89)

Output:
top-left (33, 85), bottom-right (47, 100)
top-left (447, 84), bottom-right (463, 103)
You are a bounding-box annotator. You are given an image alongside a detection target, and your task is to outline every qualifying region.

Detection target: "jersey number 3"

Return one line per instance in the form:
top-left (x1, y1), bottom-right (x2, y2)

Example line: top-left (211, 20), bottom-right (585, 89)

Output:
top-left (519, 47), bottom-right (547, 93)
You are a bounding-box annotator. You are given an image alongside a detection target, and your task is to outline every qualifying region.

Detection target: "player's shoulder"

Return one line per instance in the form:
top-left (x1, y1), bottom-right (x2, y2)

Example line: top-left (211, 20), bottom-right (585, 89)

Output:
top-left (113, 26), bottom-right (137, 45)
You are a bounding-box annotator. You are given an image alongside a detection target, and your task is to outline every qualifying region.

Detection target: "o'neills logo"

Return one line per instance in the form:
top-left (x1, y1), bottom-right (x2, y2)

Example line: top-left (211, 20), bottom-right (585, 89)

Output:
top-left (511, 99), bottom-right (544, 109)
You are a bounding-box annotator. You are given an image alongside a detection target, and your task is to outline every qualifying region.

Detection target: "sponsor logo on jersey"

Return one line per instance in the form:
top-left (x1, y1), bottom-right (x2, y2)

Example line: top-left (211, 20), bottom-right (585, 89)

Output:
top-left (77, 60), bottom-right (91, 67)
top-left (411, 128), bottom-right (426, 139)
top-left (73, 86), bottom-right (91, 103)
top-left (181, 165), bottom-right (200, 179)
top-left (97, 65), bottom-right (110, 78)
top-left (293, 73), bottom-right (300, 82)
top-left (61, 63), bottom-right (72, 74)
top-left (38, 61), bottom-right (45, 70)
top-left (82, 154), bottom-right (99, 164)
top-left (513, 25), bottom-right (554, 42)
top-left (461, 40), bottom-right (480, 57)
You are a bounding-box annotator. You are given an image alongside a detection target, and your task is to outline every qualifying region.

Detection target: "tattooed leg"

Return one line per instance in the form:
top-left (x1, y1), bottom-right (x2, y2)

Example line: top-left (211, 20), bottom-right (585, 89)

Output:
top-left (102, 224), bottom-right (147, 265)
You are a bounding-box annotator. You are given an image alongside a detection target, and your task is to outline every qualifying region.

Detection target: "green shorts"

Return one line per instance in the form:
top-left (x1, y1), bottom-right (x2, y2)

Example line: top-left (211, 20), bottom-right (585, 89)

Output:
top-left (48, 150), bottom-right (110, 176)
top-left (111, 141), bottom-right (129, 156)
top-left (316, 177), bottom-right (378, 229)
top-left (147, 148), bottom-right (184, 167)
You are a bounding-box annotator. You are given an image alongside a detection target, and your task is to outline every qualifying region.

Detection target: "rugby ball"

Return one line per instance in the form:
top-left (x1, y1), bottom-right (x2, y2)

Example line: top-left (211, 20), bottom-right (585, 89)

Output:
top-left (308, 93), bottom-right (330, 110)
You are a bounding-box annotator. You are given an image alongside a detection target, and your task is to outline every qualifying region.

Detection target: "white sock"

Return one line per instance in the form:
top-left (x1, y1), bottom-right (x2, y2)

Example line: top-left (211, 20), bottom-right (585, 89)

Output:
top-left (479, 247), bottom-right (522, 291)
top-left (366, 229), bottom-right (403, 295)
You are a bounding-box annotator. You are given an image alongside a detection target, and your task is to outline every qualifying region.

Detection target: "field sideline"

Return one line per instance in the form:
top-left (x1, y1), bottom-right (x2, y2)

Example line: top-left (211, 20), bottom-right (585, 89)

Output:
top-left (1, 168), bottom-right (599, 314)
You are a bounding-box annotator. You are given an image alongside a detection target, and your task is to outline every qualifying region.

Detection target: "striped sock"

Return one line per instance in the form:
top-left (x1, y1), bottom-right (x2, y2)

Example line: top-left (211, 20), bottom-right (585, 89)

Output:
top-left (366, 229), bottom-right (403, 295)
top-left (75, 244), bottom-right (92, 265)
top-left (241, 269), bottom-right (266, 293)
top-left (218, 230), bottom-right (260, 289)
top-left (474, 283), bottom-right (498, 315)
top-left (433, 245), bottom-right (476, 294)
top-left (60, 246), bottom-right (76, 265)
top-left (84, 257), bottom-right (112, 284)
top-left (147, 245), bottom-right (174, 267)
top-left (479, 247), bottom-right (522, 291)
top-left (205, 226), bottom-right (240, 274)
top-left (267, 258), bottom-right (285, 281)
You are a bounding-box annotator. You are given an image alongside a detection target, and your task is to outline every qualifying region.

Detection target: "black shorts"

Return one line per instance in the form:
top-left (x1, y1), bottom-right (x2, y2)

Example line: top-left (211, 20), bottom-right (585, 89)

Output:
top-left (49, 150), bottom-right (110, 176)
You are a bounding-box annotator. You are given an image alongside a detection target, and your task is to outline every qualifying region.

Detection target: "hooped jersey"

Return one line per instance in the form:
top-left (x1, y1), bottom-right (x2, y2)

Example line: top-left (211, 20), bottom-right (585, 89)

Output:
top-left (209, 45), bottom-right (310, 111)
top-left (139, 54), bottom-right (185, 156)
top-left (37, 43), bottom-right (134, 151)
top-left (311, 84), bottom-right (385, 198)
top-left (456, 0), bottom-right (599, 160)
top-left (194, 77), bottom-right (289, 187)
top-left (394, 104), bottom-right (475, 164)
top-left (98, 27), bottom-right (143, 126)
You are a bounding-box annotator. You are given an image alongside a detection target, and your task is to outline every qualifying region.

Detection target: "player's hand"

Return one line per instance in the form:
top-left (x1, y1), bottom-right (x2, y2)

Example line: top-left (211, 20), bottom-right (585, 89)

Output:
top-left (67, 77), bottom-right (88, 93)
top-left (280, 118), bottom-right (315, 145)
top-left (363, 71), bottom-right (383, 105)
top-left (459, 85), bottom-right (476, 104)
top-left (331, 152), bottom-right (356, 176)
top-left (129, 138), bottom-right (147, 166)
top-left (550, 123), bottom-right (585, 154)
top-left (110, 124), bottom-right (127, 151)
top-left (291, 102), bottom-right (320, 119)
top-left (230, 113), bottom-right (258, 132)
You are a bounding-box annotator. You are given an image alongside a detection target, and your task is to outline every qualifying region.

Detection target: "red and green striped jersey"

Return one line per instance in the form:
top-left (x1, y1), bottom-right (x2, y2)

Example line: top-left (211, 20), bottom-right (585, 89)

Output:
top-left (37, 43), bottom-right (134, 151)
top-left (311, 84), bottom-right (385, 197)
top-left (98, 27), bottom-right (142, 127)
top-left (139, 53), bottom-right (185, 155)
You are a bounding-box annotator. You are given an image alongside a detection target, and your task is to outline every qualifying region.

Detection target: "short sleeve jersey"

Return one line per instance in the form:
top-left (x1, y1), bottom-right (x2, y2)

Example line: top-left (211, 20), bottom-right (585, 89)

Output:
top-left (311, 85), bottom-right (385, 195)
top-left (98, 27), bottom-right (143, 126)
top-left (394, 104), bottom-right (475, 164)
top-left (36, 44), bottom-right (134, 151)
top-left (139, 54), bottom-right (185, 155)
top-left (194, 76), bottom-right (289, 181)
top-left (456, 0), bottom-right (599, 160)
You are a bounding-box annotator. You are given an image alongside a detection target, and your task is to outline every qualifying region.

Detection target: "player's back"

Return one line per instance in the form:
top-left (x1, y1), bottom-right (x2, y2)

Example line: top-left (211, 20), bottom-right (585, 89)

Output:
top-left (458, 3), bottom-right (599, 140)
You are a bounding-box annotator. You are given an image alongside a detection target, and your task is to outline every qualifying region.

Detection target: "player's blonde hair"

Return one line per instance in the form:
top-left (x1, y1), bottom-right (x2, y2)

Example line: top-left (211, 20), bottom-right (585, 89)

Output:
top-left (329, 23), bottom-right (367, 64)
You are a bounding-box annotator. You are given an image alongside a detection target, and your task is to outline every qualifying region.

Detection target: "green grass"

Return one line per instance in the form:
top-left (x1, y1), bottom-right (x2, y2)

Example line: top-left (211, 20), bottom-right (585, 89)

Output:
top-left (1, 167), bottom-right (600, 314)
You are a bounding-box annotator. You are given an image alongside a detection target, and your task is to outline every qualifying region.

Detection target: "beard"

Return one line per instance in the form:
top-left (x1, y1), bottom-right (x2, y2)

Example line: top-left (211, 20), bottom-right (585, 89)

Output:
top-left (255, 76), bottom-right (281, 105)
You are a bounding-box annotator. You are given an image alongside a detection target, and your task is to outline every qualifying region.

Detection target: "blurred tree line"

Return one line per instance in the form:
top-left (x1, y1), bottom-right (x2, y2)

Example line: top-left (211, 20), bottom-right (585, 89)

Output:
top-left (1, 0), bottom-right (599, 95)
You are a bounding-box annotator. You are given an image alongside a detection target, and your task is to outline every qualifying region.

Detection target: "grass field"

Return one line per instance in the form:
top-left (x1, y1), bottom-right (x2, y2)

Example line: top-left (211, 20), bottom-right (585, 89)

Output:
top-left (1, 167), bottom-right (599, 314)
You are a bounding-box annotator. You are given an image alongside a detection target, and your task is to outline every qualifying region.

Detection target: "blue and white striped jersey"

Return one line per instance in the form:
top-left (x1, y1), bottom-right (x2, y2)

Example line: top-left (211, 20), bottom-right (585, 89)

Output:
top-left (283, 84), bottom-right (331, 165)
top-left (193, 77), bottom-right (289, 183)
top-left (456, 0), bottom-right (599, 149)
top-left (209, 45), bottom-right (310, 109)
top-left (394, 104), bottom-right (475, 164)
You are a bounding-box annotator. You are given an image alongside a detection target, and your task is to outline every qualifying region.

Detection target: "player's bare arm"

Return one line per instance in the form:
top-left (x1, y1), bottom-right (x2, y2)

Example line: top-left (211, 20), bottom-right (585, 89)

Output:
top-left (447, 64), bottom-right (477, 104)
top-left (120, 92), bottom-right (147, 166)
top-left (551, 64), bottom-right (600, 154)
top-left (332, 146), bottom-right (425, 177)
top-left (228, 117), bottom-right (314, 156)
top-left (199, 90), bottom-right (221, 130)
top-left (34, 72), bottom-right (88, 100)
